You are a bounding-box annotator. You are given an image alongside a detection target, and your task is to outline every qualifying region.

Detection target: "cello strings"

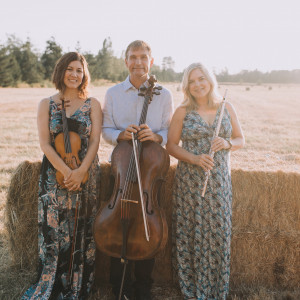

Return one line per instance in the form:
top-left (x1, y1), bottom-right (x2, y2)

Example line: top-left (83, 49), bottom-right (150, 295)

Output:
top-left (121, 87), bottom-right (152, 220)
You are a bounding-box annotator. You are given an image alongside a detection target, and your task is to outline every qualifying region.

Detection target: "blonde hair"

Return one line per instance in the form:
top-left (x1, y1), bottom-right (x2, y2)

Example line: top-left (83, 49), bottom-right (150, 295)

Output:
top-left (181, 62), bottom-right (222, 111)
top-left (52, 52), bottom-right (90, 99)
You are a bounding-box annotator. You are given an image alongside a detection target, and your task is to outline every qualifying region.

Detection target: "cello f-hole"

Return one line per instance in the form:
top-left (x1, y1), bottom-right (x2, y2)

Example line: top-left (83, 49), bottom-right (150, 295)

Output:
top-left (108, 188), bottom-right (122, 209)
top-left (144, 192), bottom-right (153, 215)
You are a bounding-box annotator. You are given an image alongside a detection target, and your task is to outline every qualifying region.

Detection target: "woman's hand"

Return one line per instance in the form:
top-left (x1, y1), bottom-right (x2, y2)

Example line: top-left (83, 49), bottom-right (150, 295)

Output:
top-left (193, 154), bottom-right (214, 172)
top-left (210, 137), bottom-right (231, 153)
top-left (64, 168), bottom-right (85, 191)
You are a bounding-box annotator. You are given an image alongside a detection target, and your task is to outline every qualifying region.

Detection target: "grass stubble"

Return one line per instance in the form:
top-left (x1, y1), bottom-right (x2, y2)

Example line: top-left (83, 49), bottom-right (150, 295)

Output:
top-left (1, 84), bottom-right (300, 299)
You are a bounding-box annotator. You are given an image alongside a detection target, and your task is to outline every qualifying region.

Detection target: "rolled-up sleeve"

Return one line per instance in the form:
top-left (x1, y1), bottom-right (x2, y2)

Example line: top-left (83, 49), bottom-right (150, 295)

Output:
top-left (156, 89), bottom-right (174, 146)
top-left (102, 90), bottom-right (121, 146)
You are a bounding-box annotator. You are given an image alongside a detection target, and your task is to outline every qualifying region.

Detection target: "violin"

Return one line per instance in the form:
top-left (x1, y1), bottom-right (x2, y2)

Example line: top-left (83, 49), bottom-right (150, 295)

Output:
top-left (54, 97), bottom-right (89, 286)
top-left (54, 98), bottom-right (89, 188)
top-left (93, 76), bottom-right (169, 262)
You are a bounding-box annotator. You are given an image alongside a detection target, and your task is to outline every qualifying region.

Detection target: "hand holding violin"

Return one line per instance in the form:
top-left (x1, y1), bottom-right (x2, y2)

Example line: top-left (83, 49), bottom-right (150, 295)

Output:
top-left (54, 98), bottom-right (88, 190)
top-left (63, 167), bottom-right (86, 191)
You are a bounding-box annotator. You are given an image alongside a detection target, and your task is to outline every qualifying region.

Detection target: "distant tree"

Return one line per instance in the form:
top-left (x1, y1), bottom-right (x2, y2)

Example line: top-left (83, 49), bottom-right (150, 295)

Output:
top-left (160, 56), bottom-right (177, 82)
top-left (5, 35), bottom-right (23, 81)
top-left (75, 41), bottom-right (81, 53)
top-left (94, 37), bottom-right (113, 79)
top-left (0, 47), bottom-right (15, 87)
top-left (162, 56), bottom-right (175, 71)
top-left (41, 37), bottom-right (63, 80)
top-left (19, 39), bottom-right (44, 84)
top-left (83, 52), bottom-right (97, 80)
top-left (110, 56), bottom-right (128, 82)
top-left (216, 67), bottom-right (229, 82)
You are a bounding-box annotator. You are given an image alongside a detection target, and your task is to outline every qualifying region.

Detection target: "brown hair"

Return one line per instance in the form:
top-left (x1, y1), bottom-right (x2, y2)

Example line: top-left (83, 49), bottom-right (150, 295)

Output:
top-left (52, 52), bottom-right (90, 99)
top-left (125, 40), bottom-right (152, 59)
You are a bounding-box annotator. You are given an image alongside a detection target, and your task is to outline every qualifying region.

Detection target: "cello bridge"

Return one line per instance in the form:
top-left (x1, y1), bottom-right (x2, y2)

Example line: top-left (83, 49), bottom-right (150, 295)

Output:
top-left (121, 198), bottom-right (138, 204)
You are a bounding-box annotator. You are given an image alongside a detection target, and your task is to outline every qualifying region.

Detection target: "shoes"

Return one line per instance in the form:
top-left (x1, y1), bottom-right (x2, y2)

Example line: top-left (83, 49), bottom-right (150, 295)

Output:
top-left (113, 292), bottom-right (132, 300)
top-left (134, 288), bottom-right (152, 300)
top-left (113, 287), bottom-right (152, 300)
top-left (112, 287), bottom-right (133, 300)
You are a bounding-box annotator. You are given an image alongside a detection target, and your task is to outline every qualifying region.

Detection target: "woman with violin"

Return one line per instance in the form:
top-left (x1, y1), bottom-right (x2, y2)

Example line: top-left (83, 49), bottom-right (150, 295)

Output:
top-left (167, 62), bottom-right (244, 300)
top-left (99, 40), bottom-right (173, 300)
top-left (22, 52), bottom-right (102, 299)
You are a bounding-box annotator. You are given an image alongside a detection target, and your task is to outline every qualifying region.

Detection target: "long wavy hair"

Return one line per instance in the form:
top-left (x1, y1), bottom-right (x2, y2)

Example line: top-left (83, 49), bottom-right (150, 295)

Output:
top-left (181, 62), bottom-right (222, 111)
top-left (52, 52), bottom-right (90, 99)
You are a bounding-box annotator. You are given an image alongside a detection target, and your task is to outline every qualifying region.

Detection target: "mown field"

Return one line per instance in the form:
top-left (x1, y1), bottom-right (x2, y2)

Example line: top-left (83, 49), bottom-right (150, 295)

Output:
top-left (0, 83), bottom-right (300, 299)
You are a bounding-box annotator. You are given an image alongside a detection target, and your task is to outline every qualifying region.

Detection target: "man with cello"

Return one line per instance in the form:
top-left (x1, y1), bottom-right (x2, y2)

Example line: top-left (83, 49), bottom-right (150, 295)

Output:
top-left (99, 40), bottom-right (173, 300)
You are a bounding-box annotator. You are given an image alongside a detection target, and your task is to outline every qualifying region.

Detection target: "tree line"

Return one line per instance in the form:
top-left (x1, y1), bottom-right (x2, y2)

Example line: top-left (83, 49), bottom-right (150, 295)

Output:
top-left (0, 35), bottom-right (299, 87)
top-left (217, 68), bottom-right (300, 84)
top-left (0, 36), bottom-right (181, 87)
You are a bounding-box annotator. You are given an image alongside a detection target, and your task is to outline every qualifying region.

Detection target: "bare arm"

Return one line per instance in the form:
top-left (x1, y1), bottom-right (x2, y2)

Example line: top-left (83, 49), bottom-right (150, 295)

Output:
top-left (37, 98), bottom-right (72, 178)
top-left (166, 107), bottom-right (214, 172)
top-left (211, 102), bottom-right (245, 152)
top-left (64, 97), bottom-right (102, 190)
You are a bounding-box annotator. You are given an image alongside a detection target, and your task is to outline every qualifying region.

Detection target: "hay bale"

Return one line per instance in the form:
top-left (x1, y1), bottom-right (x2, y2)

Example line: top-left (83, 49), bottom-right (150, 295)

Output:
top-left (232, 170), bottom-right (300, 233)
top-left (230, 231), bottom-right (300, 290)
top-left (5, 160), bottom-right (41, 269)
top-left (6, 162), bottom-right (300, 291)
top-left (230, 170), bottom-right (300, 289)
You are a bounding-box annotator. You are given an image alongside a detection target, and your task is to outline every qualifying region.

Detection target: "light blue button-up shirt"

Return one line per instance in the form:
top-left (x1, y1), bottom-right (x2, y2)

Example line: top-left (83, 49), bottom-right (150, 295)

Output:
top-left (102, 76), bottom-right (174, 147)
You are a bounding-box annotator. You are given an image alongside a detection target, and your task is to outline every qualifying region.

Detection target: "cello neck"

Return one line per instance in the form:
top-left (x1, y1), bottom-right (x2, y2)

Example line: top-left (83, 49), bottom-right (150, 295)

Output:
top-left (138, 93), bottom-right (151, 126)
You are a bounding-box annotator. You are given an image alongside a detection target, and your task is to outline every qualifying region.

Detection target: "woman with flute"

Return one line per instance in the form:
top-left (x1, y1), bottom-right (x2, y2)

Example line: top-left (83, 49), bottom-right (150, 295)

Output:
top-left (166, 62), bottom-right (244, 300)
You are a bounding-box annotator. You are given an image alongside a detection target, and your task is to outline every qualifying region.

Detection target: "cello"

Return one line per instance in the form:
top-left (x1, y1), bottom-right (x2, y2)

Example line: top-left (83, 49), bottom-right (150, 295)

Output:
top-left (93, 76), bottom-right (169, 291)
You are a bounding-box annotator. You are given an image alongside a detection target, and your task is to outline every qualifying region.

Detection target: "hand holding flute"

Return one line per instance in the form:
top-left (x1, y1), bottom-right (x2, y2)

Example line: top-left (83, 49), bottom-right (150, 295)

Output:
top-left (201, 90), bottom-right (228, 197)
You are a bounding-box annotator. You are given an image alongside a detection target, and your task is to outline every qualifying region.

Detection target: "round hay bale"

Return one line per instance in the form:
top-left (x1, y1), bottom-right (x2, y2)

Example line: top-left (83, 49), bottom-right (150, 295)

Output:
top-left (5, 160), bottom-right (41, 270)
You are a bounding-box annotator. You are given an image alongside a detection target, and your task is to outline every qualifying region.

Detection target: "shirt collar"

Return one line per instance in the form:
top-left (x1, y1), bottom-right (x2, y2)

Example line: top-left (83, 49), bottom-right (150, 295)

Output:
top-left (123, 75), bottom-right (150, 91)
top-left (123, 76), bottom-right (136, 91)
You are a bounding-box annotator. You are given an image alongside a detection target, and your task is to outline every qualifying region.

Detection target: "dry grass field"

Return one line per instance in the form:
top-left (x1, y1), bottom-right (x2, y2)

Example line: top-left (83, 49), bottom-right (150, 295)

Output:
top-left (0, 83), bottom-right (300, 299)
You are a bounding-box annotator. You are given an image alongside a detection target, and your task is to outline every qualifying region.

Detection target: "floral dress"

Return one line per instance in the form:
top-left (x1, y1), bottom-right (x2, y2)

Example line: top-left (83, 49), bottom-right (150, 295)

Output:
top-left (173, 107), bottom-right (232, 300)
top-left (22, 97), bottom-right (100, 299)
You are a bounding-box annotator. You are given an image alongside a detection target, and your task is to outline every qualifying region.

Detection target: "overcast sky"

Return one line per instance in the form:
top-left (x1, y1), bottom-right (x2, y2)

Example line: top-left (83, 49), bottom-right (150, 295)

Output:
top-left (1, 0), bottom-right (299, 73)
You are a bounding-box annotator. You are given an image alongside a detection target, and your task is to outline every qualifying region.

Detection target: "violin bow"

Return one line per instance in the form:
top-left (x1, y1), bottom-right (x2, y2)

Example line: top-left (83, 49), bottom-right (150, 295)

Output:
top-left (67, 191), bottom-right (82, 286)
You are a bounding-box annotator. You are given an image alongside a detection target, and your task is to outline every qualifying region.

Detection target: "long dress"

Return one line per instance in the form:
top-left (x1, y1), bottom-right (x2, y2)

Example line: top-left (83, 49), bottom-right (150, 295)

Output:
top-left (173, 107), bottom-right (232, 300)
top-left (22, 97), bottom-right (100, 299)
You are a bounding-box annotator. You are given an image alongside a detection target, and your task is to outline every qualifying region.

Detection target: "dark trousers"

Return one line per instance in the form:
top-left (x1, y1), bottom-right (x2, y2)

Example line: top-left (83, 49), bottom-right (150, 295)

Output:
top-left (110, 256), bottom-right (154, 297)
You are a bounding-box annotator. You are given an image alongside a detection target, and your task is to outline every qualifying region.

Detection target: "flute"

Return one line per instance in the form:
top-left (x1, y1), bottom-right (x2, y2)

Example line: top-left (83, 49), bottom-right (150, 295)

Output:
top-left (201, 89), bottom-right (228, 197)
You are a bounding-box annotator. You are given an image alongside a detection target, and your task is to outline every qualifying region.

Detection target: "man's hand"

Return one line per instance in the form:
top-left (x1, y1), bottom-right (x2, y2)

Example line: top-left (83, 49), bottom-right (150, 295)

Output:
top-left (138, 124), bottom-right (162, 143)
top-left (117, 124), bottom-right (140, 141)
top-left (117, 124), bottom-right (162, 144)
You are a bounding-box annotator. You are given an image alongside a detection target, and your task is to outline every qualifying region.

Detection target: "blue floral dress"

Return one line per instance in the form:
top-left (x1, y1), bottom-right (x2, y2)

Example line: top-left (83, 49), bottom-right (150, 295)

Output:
top-left (173, 107), bottom-right (232, 300)
top-left (22, 97), bottom-right (100, 299)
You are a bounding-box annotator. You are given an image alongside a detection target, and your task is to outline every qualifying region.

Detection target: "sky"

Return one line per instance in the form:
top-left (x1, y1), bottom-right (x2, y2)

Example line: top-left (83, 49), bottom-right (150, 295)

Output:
top-left (1, 0), bottom-right (300, 73)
